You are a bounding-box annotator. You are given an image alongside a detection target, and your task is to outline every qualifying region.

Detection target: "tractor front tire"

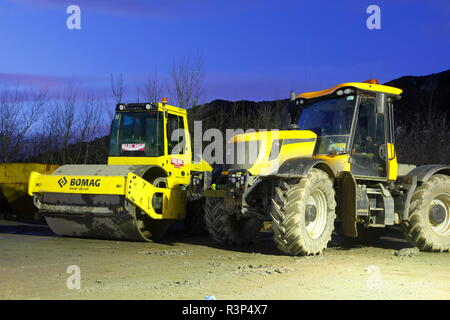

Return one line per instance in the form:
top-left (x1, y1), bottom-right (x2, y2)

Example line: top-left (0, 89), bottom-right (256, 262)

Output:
top-left (403, 174), bottom-right (450, 252)
top-left (270, 168), bottom-right (336, 256)
top-left (204, 197), bottom-right (263, 245)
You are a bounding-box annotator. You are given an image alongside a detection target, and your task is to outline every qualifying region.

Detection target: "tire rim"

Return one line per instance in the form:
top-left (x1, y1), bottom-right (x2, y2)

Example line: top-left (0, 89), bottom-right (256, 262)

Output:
top-left (305, 189), bottom-right (327, 239)
top-left (429, 193), bottom-right (450, 236)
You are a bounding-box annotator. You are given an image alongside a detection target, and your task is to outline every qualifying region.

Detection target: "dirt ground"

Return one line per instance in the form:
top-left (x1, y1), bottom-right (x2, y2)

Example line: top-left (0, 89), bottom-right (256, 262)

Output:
top-left (0, 218), bottom-right (449, 300)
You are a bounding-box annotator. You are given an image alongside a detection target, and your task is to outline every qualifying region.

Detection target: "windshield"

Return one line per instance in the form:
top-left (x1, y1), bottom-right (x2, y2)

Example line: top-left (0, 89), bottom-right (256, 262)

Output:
top-left (296, 96), bottom-right (356, 154)
top-left (109, 111), bottom-right (164, 157)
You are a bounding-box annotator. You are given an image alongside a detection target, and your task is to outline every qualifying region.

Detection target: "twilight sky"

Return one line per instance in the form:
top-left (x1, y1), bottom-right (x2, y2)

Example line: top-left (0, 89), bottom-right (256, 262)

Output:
top-left (0, 0), bottom-right (449, 102)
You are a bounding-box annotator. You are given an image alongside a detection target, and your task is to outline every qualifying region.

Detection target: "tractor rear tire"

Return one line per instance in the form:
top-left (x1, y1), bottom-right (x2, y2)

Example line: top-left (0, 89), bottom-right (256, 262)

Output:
top-left (270, 168), bottom-right (336, 256)
top-left (204, 197), bottom-right (263, 245)
top-left (403, 174), bottom-right (450, 252)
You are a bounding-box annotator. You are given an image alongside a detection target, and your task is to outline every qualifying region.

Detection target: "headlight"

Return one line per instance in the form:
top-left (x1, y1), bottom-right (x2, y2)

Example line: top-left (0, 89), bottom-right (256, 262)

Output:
top-left (227, 171), bottom-right (247, 191)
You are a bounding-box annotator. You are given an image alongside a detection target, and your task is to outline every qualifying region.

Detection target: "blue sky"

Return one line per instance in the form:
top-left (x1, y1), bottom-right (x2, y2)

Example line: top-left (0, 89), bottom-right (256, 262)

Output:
top-left (0, 0), bottom-right (449, 102)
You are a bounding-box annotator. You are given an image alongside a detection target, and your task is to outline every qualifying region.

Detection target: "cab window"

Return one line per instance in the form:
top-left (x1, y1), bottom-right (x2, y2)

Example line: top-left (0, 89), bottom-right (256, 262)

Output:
top-left (351, 95), bottom-right (387, 177)
top-left (167, 113), bottom-right (185, 154)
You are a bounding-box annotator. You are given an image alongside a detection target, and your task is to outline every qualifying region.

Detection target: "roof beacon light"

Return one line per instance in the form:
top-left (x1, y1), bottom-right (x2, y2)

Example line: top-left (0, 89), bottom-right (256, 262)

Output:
top-left (162, 98), bottom-right (168, 104)
top-left (290, 90), bottom-right (296, 101)
top-left (363, 79), bottom-right (379, 85)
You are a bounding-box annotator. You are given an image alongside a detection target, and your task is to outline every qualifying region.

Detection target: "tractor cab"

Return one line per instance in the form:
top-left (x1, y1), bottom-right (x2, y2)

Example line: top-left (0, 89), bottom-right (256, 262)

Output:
top-left (288, 79), bottom-right (402, 181)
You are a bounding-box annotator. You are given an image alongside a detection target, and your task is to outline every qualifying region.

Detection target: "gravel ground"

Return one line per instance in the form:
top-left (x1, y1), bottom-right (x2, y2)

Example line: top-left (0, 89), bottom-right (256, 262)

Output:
top-left (0, 219), bottom-right (449, 300)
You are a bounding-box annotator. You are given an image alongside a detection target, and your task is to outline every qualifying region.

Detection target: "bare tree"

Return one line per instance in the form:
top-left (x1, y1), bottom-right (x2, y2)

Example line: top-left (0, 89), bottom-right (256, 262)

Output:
top-left (0, 87), bottom-right (47, 162)
top-left (140, 73), bottom-right (163, 103)
top-left (12, 90), bottom-right (48, 159)
top-left (29, 90), bottom-right (111, 165)
top-left (0, 89), bottom-right (19, 162)
top-left (33, 100), bottom-right (62, 164)
top-left (99, 92), bottom-right (115, 123)
top-left (45, 87), bottom-right (78, 164)
top-left (74, 94), bottom-right (103, 163)
top-left (170, 55), bottom-right (205, 108)
top-left (111, 73), bottom-right (126, 104)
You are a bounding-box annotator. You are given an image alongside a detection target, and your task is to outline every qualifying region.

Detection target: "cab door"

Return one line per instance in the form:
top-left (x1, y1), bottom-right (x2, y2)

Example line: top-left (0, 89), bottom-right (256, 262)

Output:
top-left (166, 112), bottom-right (191, 184)
top-left (350, 93), bottom-right (391, 179)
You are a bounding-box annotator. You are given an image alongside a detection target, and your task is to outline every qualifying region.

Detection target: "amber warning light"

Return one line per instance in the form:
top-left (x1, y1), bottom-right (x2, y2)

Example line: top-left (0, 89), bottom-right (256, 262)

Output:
top-left (162, 98), bottom-right (168, 104)
top-left (363, 79), bottom-right (379, 84)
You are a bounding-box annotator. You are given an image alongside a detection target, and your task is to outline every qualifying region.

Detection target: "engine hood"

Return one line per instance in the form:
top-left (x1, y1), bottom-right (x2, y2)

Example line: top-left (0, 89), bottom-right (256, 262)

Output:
top-left (225, 129), bottom-right (317, 176)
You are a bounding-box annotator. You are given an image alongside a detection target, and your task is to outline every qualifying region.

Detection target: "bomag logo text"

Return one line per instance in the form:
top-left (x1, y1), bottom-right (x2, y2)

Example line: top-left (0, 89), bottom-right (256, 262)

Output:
top-left (70, 178), bottom-right (101, 187)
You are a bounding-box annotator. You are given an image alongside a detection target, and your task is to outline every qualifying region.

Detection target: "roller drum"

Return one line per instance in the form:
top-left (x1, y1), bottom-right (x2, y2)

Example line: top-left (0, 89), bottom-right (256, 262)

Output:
top-left (39, 164), bottom-right (169, 242)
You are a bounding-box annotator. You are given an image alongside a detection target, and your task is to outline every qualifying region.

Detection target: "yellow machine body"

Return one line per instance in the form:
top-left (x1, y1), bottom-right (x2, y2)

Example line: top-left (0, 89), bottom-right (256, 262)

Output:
top-left (205, 81), bottom-right (449, 254)
top-left (28, 102), bottom-right (212, 241)
top-left (221, 82), bottom-right (401, 181)
top-left (206, 81), bottom-right (404, 238)
top-left (0, 163), bottom-right (60, 219)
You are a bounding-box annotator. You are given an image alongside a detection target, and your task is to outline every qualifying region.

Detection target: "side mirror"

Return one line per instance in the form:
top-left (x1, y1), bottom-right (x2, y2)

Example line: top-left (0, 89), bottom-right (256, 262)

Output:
top-left (286, 101), bottom-right (298, 125)
top-left (375, 93), bottom-right (386, 115)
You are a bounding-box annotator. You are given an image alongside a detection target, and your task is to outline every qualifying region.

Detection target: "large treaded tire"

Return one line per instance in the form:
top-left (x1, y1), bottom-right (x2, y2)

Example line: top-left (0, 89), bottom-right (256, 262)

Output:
top-left (270, 168), bottom-right (336, 256)
top-left (204, 197), bottom-right (263, 245)
top-left (403, 174), bottom-right (450, 252)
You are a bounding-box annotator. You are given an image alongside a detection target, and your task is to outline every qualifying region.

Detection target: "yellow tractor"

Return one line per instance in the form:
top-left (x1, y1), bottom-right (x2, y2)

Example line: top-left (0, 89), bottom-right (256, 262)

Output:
top-left (204, 80), bottom-right (450, 255)
top-left (28, 101), bottom-right (212, 241)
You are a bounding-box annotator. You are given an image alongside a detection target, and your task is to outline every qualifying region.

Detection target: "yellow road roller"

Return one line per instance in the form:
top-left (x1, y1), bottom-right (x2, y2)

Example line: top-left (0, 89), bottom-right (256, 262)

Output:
top-left (28, 101), bottom-right (212, 241)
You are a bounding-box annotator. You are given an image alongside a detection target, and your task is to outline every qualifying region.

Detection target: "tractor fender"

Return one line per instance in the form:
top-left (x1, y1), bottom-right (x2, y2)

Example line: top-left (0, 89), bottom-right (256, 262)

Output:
top-left (270, 157), bottom-right (335, 179)
top-left (406, 164), bottom-right (450, 183)
top-left (395, 164), bottom-right (450, 221)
